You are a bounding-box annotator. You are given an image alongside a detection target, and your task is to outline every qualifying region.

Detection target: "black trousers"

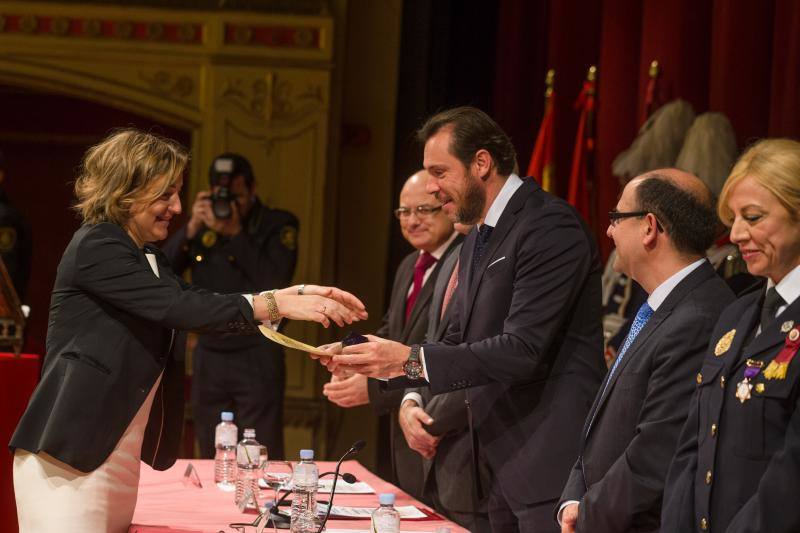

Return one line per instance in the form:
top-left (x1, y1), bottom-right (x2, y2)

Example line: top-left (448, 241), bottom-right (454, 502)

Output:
top-left (191, 342), bottom-right (286, 459)
top-left (488, 479), bottom-right (559, 533)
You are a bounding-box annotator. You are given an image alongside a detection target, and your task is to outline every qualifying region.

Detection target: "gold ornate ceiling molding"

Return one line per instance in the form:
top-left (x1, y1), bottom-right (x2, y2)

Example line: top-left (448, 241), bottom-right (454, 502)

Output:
top-left (0, 2), bottom-right (332, 60)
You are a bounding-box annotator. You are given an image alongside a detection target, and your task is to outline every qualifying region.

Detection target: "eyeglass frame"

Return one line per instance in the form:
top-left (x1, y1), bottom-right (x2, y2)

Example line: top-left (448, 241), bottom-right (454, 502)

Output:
top-left (608, 209), bottom-right (664, 232)
top-left (393, 204), bottom-right (444, 219)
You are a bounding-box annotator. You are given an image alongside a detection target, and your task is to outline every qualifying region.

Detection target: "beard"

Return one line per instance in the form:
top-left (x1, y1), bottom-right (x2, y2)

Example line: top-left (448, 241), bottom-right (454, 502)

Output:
top-left (455, 170), bottom-right (486, 224)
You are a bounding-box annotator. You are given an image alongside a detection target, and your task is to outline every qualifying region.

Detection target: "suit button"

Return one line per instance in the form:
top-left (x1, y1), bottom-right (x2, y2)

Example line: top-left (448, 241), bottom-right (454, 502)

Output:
top-left (700, 517), bottom-right (708, 530)
top-left (720, 376), bottom-right (726, 388)
top-left (711, 423), bottom-right (718, 437)
top-left (705, 470), bottom-right (712, 484)
top-left (696, 373), bottom-right (703, 384)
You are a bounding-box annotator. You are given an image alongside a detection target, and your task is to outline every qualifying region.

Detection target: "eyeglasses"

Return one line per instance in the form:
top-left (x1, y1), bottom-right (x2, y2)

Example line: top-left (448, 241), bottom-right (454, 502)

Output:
top-left (394, 205), bottom-right (443, 219)
top-left (608, 209), bottom-right (664, 231)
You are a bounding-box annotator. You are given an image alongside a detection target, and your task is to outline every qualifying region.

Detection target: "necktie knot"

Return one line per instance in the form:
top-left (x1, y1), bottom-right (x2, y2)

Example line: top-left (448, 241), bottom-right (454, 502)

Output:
top-left (759, 286), bottom-right (786, 334)
top-left (415, 251), bottom-right (437, 273)
top-left (478, 224), bottom-right (494, 243)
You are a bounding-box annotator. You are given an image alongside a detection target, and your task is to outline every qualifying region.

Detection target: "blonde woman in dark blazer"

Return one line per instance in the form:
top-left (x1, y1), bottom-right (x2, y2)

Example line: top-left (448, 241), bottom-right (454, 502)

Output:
top-left (9, 129), bottom-right (366, 532)
top-left (663, 138), bottom-right (800, 533)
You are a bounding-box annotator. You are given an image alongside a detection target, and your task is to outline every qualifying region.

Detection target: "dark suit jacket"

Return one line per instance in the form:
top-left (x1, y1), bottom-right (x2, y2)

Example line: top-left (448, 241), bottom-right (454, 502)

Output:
top-left (405, 244), bottom-right (489, 514)
top-left (422, 178), bottom-right (607, 506)
top-left (559, 260), bottom-right (735, 532)
top-left (368, 237), bottom-right (461, 499)
top-left (9, 222), bottom-right (257, 472)
top-left (662, 282), bottom-right (800, 533)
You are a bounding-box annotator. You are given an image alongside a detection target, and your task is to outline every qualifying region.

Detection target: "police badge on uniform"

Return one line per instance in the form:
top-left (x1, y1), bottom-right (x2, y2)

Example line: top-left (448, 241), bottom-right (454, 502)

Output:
top-left (280, 226), bottom-right (297, 251)
top-left (201, 230), bottom-right (217, 248)
top-left (715, 329), bottom-right (736, 357)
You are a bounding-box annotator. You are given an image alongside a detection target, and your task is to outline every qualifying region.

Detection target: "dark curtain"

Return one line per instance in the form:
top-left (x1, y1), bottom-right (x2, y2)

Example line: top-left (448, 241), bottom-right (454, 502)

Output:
top-left (491, 0), bottom-right (800, 259)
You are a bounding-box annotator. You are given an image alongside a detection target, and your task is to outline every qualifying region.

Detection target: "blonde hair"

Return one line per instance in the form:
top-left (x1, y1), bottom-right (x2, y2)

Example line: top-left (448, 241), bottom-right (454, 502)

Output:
top-left (718, 138), bottom-right (800, 225)
top-left (75, 129), bottom-right (188, 225)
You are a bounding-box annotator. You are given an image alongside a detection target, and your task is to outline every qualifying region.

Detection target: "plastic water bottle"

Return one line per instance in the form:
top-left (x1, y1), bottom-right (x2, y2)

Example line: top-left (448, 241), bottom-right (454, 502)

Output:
top-left (290, 449), bottom-right (319, 533)
top-left (371, 493), bottom-right (400, 533)
top-left (214, 411), bottom-right (238, 491)
top-left (235, 428), bottom-right (261, 509)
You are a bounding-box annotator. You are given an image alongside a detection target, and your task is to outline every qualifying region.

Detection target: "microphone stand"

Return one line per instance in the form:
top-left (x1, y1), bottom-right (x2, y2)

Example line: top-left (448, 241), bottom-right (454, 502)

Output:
top-left (267, 441), bottom-right (365, 531)
top-left (317, 440), bottom-right (365, 533)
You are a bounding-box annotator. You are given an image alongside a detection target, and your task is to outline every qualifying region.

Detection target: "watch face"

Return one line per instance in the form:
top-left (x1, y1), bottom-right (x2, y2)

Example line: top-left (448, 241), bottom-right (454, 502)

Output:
top-left (403, 360), bottom-right (423, 379)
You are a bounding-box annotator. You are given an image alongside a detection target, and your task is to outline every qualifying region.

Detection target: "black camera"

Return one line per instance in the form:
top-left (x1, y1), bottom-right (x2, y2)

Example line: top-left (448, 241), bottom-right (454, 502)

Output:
top-left (208, 153), bottom-right (254, 220)
top-left (211, 186), bottom-right (232, 219)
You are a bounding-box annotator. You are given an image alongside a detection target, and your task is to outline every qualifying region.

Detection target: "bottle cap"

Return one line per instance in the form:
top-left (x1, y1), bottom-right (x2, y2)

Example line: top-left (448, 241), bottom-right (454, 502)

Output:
top-left (221, 411), bottom-right (234, 422)
top-left (378, 493), bottom-right (395, 505)
top-left (243, 428), bottom-right (256, 439)
top-left (299, 449), bottom-right (314, 460)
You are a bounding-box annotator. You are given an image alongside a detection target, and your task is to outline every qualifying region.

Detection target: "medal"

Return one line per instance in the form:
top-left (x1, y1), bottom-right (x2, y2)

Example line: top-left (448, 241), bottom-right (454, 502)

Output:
top-left (715, 329), bottom-right (736, 357)
top-left (735, 359), bottom-right (765, 403)
top-left (763, 326), bottom-right (800, 380)
top-left (781, 321), bottom-right (794, 333)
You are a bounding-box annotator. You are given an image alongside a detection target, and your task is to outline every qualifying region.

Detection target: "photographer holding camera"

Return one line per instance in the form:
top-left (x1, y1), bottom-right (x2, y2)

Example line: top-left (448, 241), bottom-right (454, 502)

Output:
top-left (163, 153), bottom-right (298, 459)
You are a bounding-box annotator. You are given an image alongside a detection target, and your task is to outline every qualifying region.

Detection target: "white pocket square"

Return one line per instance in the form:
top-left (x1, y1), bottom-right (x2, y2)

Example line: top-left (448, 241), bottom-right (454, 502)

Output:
top-left (487, 256), bottom-right (506, 269)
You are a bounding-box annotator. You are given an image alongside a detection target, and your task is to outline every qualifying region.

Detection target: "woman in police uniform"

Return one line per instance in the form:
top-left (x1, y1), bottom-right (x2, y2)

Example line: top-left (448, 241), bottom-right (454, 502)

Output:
top-left (662, 138), bottom-right (800, 532)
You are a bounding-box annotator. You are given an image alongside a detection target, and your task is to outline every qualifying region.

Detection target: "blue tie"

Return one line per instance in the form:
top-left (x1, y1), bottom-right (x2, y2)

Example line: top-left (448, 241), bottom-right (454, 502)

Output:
top-left (602, 302), bottom-right (654, 398)
top-left (585, 302), bottom-right (653, 437)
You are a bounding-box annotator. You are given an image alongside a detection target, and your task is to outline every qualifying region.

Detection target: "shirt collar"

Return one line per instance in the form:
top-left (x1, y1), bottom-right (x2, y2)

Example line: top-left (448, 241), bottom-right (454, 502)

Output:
top-left (768, 264), bottom-right (800, 307)
top-left (481, 173), bottom-right (524, 228)
top-left (647, 258), bottom-right (706, 311)
top-left (423, 230), bottom-right (458, 260)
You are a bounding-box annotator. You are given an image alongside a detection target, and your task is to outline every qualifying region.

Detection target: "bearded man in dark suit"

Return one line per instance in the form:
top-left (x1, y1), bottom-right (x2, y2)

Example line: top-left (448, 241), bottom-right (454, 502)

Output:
top-left (323, 107), bottom-right (606, 533)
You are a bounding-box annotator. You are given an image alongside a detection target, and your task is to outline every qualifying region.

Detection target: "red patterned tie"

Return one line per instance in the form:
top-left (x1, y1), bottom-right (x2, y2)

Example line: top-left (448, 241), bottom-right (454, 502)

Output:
top-left (406, 251), bottom-right (437, 322)
top-left (441, 259), bottom-right (460, 320)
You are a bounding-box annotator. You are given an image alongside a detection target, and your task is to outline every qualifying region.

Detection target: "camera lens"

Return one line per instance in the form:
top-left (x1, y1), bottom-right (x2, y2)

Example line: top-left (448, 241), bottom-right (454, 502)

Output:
top-left (212, 187), bottom-right (232, 219)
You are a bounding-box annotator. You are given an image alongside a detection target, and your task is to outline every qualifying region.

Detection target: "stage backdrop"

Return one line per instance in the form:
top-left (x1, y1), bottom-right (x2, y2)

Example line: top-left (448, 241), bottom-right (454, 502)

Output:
top-left (490, 0), bottom-right (800, 259)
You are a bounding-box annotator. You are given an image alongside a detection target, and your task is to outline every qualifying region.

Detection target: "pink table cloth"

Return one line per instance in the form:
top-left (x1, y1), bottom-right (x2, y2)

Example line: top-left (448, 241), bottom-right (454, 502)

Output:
top-left (131, 459), bottom-right (467, 532)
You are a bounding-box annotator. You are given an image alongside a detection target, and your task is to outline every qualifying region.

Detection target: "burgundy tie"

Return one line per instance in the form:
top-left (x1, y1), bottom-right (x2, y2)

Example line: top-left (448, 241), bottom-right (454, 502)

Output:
top-left (406, 251), bottom-right (437, 322)
top-left (441, 258), bottom-right (460, 320)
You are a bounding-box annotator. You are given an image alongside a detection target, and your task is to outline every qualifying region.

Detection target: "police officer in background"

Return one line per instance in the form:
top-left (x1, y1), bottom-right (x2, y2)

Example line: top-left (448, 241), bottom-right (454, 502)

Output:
top-left (163, 153), bottom-right (298, 459)
top-left (0, 149), bottom-right (32, 302)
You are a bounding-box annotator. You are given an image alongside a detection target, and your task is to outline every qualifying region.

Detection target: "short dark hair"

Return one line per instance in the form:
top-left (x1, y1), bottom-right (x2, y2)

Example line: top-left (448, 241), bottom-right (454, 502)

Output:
top-left (635, 175), bottom-right (718, 256)
top-left (417, 106), bottom-right (517, 176)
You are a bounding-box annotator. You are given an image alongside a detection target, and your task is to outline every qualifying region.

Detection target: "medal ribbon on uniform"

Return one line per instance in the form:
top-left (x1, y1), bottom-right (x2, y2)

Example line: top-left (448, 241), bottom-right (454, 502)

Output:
top-left (763, 327), bottom-right (800, 380)
top-left (736, 359), bottom-right (765, 403)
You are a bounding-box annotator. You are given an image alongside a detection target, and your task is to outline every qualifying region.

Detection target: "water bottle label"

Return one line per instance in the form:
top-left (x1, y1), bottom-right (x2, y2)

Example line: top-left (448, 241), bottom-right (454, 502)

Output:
top-left (216, 425), bottom-right (237, 447)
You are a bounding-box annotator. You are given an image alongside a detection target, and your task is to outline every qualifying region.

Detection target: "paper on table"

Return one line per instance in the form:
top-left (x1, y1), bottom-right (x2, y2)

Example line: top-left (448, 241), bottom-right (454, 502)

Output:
top-left (258, 325), bottom-right (330, 357)
top-left (326, 530), bottom-right (439, 533)
top-left (317, 478), bottom-right (374, 494)
top-left (319, 504), bottom-right (428, 519)
top-left (256, 478), bottom-right (374, 494)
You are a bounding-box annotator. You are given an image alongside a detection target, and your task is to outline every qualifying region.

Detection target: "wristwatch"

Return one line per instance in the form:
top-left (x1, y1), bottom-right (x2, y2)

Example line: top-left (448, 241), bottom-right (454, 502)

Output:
top-left (403, 344), bottom-right (423, 379)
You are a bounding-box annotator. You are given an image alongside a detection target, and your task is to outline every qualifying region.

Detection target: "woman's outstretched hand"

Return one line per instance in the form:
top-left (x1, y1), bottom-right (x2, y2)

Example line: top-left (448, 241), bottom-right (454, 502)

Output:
top-left (272, 285), bottom-right (368, 328)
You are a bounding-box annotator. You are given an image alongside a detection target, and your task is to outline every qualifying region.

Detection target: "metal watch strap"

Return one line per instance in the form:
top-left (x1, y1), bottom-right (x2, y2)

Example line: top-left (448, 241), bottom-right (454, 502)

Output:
top-left (403, 344), bottom-right (423, 379)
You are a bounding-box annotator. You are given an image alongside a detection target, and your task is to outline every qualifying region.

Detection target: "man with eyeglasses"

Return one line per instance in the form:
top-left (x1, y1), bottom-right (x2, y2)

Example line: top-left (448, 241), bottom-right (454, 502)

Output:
top-left (555, 169), bottom-right (736, 533)
top-left (322, 170), bottom-right (459, 500)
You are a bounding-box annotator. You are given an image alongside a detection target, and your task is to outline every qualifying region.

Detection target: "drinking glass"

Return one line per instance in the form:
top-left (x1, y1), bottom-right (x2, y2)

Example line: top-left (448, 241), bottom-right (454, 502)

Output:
top-left (262, 460), bottom-right (293, 530)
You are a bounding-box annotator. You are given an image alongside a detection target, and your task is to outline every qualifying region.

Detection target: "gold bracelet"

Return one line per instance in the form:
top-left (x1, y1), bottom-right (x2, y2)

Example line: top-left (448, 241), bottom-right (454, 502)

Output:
top-left (261, 291), bottom-right (280, 323)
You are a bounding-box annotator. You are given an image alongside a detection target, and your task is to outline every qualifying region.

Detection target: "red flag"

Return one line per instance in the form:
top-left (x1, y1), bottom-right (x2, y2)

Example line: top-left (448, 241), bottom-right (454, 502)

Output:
top-left (640, 60), bottom-right (662, 124)
top-left (567, 68), bottom-right (597, 221)
top-left (527, 70), bottom-right (556, 193)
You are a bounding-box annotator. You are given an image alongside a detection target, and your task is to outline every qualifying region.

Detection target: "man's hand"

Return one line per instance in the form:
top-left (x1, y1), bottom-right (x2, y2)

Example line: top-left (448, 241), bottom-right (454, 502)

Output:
top-left (322, 373), bottom-right (369, 408)
top-left (560, 502), bottom-right (579, 533)
top-left (399, 400), bottom-right (440, 459)
top-left (186, 191), bottom-right (212, 239)
top-left (327, 335), bottom-right (410, 378)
